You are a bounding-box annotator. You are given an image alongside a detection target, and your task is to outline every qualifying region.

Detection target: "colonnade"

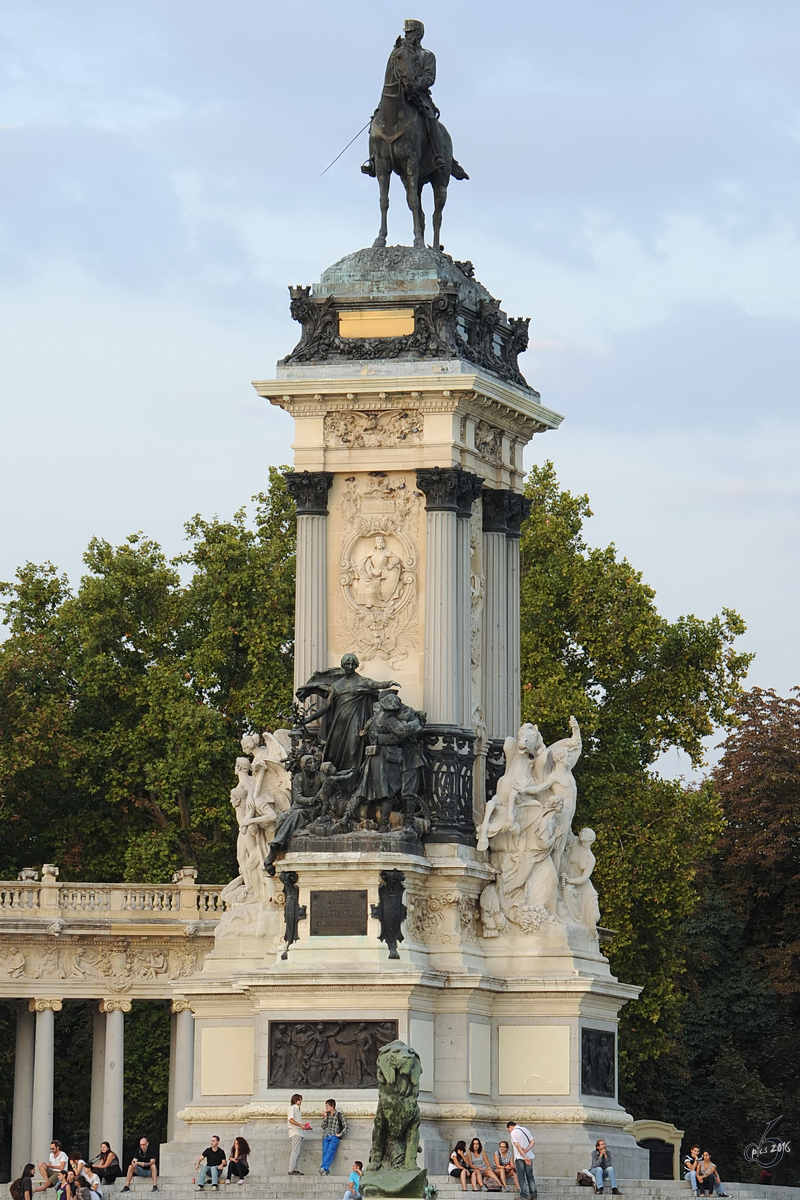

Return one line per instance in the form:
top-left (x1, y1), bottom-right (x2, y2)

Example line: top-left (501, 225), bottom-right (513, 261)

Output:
top-left (9, 998), bottom-right (194, 1174)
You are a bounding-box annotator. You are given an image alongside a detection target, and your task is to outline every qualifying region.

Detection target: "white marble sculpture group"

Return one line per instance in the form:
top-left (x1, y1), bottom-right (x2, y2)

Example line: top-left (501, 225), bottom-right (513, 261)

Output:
top-left (222, 715), bottom-right (599, 944)
top-left (476, 717), bottom-right (601, 938)
top-left (222, 729), bottom-right (292, 907)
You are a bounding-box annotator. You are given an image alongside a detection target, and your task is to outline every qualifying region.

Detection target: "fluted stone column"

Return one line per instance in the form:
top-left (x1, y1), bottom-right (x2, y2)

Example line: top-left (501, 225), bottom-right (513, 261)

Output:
top-left (89, 1007), bottom-right (106, 1156)
top-left (284, 470), bottom-right (334, 692)
top-left (100, 999), bottom-right (130, 1159)
top-left (169, 1000), bottom-right (195, 1138)
top-left (482, 490), bottom-right (510, 741)
top-left (417, 468), bottom-right (461, 725)
top-left (456, 472), bottom-right (484, 729)
top-left (506, 495), bottom-right (531, 735)
top-left (416, 468), bottom-right (479, 845)
top-left (30, 999), bottom-right (61, 1163)
top-left (11, 1003), bottom-right (35, 1173)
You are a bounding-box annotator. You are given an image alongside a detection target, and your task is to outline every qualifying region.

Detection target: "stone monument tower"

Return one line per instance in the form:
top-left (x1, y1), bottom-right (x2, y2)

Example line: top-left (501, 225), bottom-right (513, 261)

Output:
top-left (161, 19), bottom-right (648, 1190)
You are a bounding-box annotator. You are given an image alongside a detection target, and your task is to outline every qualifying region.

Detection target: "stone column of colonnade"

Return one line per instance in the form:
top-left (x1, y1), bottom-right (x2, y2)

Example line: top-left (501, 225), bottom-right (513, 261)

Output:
top-left (167, 1000), bottom-right (195, 1140)
top-left (89, 1007), bottom-right (106, 1159)
top-left (284, 470), bottom-right (334, 692)
top-left (99, 999), bottom-right (130, 1162)
top-left (29, 999), bottom-right (62, 1165)
top-left (10, 1003), bottom-right (35, 1174)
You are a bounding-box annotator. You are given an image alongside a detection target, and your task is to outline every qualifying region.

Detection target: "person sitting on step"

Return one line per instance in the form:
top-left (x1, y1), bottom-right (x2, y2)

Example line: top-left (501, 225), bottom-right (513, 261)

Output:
top-left (589, 1140), bottom-right (621, 1195)
top-left (195, 1136), bottom-right (227, 1190)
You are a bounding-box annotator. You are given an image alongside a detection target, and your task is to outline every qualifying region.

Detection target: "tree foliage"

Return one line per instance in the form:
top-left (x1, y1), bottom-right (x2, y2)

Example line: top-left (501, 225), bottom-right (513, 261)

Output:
top-left (0, 469), bottom-right (295, 884)
top-left (519, 462), bottom-right (752, 1100)
top-left (714, 687), bottom-right (800, 1011)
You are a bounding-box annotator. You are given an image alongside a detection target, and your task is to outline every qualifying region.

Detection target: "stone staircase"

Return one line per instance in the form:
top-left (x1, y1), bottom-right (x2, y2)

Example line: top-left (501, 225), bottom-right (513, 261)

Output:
top-left (101, 1176), bottom-right (800, 1200)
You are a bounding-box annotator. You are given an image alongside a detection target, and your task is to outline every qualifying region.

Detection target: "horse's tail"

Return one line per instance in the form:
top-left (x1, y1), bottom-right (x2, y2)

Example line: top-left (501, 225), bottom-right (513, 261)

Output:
top-left (451, 158), bottom-right (469, 181)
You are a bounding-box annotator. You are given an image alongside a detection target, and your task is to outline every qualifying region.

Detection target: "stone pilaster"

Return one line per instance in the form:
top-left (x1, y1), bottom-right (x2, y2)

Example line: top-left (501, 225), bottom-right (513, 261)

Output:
top-left (285, 470), bottom-right (333, 691)
top-left (100, 998), bottom-right (130, 1163)
top-left (456, 472), bottom-right (484, 729)
top-left (506, 494), bottom-right (532, 734)
top-left (482, 490), bottom-right (510, 740)
top-left (11, 1002), bottom-right (35, 1173)
top-left (29, 999), bottom-right (62, 1163)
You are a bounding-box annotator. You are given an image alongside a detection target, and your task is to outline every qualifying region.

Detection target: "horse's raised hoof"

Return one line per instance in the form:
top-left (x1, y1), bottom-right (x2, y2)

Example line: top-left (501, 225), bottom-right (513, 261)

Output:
top-left (372, 236), bottom-right (387, 249)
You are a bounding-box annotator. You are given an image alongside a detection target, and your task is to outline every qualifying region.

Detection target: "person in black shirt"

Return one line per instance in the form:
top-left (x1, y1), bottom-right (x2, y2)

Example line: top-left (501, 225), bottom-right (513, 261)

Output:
top-left (20, 1164), bottom-right (37, 1200)
top-left (195, 1137), bottom-right (227, 1190)
top-left (120, 1138), bottom-right (158, 1192)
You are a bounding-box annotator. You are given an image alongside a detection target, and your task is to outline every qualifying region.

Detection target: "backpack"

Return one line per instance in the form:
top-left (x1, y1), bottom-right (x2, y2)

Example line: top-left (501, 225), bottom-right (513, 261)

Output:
top-left (9, 1180), bottom-right (23, 1200)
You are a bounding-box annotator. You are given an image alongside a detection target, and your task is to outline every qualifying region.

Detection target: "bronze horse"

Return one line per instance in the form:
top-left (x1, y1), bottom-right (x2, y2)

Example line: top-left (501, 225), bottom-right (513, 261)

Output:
top-left (367, 38), bottom-right (467, 251)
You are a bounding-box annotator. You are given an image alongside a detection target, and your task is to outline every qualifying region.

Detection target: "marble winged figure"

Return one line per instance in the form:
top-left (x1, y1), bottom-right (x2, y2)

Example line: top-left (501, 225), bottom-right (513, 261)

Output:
top-left (477, 717), bottom-right (601, 937)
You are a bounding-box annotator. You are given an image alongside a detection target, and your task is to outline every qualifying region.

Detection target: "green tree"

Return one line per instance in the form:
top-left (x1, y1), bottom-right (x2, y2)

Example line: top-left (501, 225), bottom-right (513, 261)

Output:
top-left (0, 470), bottom-right (295, 884)
top-left (518, 462), bottom-right (752, 1104)
top-left (714, 687), bottom-right (800, 1013)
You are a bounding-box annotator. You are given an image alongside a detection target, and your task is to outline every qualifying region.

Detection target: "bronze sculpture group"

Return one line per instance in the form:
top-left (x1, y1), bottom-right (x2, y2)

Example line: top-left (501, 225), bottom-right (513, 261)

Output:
top-left (264, 654), bottom-right (430, 873)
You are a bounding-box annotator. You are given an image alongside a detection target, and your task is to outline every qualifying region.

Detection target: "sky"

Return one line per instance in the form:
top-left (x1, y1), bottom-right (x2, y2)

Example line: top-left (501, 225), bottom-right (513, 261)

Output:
top-left (1, 0), bottom-right (799, 769)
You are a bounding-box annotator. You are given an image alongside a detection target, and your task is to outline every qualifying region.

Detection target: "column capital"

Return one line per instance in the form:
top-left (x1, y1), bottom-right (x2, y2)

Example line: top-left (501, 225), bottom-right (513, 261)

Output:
top-left (506, 494), bottom-right (533, 538)
top-left (29, 999), bottom-right (62, 1012)
top-left (416, 466), bottom-right (482, 513)
top-left (455, 470), bottom-right (484, 518)
top-left (482, 488), bottom-right (510, 533)
top-left (284, 470), bottom-right (334, 515)
top-left (171, 998), bottom-right (194, 1014)
top-left (99, 998), bottom-right (132, 1014)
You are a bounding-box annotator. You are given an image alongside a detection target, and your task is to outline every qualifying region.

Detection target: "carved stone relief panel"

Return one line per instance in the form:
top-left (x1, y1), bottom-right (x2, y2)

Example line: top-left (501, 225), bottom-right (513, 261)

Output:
top-left (0, 939), bottom-right (210, 991)
top-left (324, 409), bottom-right (423, 449)
top-left (337, 474), bottom-right (422, 668)
top-left (474, 419), bottom-right (503, 466)
top-left (268, 1019), bottom-right (398, 1089)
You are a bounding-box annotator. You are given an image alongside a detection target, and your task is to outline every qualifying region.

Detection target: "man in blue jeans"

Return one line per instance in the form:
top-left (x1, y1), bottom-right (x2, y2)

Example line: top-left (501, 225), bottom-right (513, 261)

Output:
top-left (507, 1122), bottom-right (537, 1200)
top-left (319, 1099), bottom-right (349, 1176)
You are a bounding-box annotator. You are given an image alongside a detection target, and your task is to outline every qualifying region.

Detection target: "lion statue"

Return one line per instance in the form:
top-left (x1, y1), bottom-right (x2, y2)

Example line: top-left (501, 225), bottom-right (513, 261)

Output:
top-left (368, 1040), bottom-right (422, 1173)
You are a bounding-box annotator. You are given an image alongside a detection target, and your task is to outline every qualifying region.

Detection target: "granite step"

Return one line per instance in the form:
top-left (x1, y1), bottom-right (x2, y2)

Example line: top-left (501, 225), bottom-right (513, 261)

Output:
top-left (101, 1178), bottom-right (800, 1200)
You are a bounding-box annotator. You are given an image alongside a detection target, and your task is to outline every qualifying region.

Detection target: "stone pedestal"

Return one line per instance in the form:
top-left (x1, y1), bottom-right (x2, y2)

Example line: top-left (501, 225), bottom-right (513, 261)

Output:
top-left (160, 246), bottom-right (645, 1184)
top-left (166, 845), bottom-right (644, 1180)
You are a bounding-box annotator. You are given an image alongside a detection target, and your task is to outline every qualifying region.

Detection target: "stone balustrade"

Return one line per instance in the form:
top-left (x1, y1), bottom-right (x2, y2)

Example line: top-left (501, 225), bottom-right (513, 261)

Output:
top-left (1, 866), bottom-right (227, 1168)
top-left (0, 877), bottom-right (226, 919)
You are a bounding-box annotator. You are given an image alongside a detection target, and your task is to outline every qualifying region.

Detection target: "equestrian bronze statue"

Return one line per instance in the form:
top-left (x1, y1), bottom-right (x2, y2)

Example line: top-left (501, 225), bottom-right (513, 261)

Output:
top-left (362, 19), bottom-right (468, 251)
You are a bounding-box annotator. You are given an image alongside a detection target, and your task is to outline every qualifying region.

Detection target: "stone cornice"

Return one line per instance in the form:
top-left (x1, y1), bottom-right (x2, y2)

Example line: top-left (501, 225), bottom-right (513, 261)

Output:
top-left (176, 1101), bottom-right (634, 1126)
top-left (253, 374), bottom-right (563, 433)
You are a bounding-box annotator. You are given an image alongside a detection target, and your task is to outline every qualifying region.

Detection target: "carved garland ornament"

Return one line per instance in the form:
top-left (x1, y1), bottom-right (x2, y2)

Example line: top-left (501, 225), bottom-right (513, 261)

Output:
top-left (338, 475), bottom-right (420, 668)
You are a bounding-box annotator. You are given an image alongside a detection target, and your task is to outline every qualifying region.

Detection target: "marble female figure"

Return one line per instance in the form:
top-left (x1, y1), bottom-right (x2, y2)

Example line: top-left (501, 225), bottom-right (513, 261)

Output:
top-left (559, 828), bottom-right (601, 930)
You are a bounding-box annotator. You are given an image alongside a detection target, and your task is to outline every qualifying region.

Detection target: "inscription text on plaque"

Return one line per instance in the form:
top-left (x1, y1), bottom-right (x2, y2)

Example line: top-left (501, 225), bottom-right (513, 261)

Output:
top-left (310, 889), bottom-right (368, 936)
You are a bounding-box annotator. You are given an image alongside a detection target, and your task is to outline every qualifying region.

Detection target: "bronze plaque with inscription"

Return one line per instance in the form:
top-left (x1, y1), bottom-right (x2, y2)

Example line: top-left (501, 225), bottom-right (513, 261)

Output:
top-left (310, 889), bottom-right (368, 936)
